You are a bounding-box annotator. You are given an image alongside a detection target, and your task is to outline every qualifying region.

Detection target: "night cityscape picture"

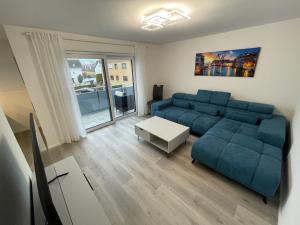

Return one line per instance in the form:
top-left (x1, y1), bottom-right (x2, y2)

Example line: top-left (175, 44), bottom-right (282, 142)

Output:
top-left (194, 47), bottom-right (261, 77)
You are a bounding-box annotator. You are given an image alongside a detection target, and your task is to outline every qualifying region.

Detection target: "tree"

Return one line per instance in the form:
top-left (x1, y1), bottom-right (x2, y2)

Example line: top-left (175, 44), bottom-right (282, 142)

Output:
top-left (77, 74), bottom-right (83, 84)
top-left (96, 73), bottom-right (103, 86)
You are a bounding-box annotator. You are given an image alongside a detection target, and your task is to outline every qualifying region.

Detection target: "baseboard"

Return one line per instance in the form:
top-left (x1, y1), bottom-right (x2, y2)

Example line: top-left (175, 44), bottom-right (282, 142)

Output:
top-left (44, 142), bottom-right (62, 151)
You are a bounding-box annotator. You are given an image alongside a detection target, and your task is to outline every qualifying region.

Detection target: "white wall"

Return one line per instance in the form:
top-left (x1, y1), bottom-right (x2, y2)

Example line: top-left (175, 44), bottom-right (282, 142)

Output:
top-left (154, 18), bottom-right (300, 120)
top-left (4, 25), bottom-right (158, 147)
top-left (0, 104), bottom-right (32, 224)
top-left (279, 99), bottom-right (300, 225)
top-left (0, 104), bottom-right (31, 176)
top-left (144, 45), bottom-right (161, 103)
top-left (0, 39), bottom-right (33, 133)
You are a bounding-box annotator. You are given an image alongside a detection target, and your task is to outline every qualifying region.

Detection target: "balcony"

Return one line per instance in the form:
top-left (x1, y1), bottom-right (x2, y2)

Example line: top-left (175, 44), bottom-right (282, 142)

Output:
top-left (76, 85), bottom-right (135, 129)
top-left (81, 107), bottom-right (135, 129)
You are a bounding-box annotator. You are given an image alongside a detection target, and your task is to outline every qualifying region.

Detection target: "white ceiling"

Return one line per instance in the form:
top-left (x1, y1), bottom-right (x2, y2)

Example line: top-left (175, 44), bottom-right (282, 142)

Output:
top-left (0, 0), bottom-right (300, 44)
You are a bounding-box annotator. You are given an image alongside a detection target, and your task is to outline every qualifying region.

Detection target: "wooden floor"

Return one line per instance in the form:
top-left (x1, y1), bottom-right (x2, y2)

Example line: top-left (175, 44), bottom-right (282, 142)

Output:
top-left (16, 116), bottom-right (278, 225)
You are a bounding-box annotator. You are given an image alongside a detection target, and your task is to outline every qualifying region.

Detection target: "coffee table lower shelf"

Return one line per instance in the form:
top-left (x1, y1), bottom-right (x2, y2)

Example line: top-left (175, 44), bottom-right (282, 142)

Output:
top-left (135, 125), bottom-right (189, 155)
top-left (148, 135), bottom-right (169, 152)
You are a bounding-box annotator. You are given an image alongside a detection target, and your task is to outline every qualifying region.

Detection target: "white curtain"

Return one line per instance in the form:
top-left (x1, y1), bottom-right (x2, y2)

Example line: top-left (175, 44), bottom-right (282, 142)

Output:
top-left (135, 45), bottom-right (148, 116)
top-left (28, 32), bottom-right (86, 143)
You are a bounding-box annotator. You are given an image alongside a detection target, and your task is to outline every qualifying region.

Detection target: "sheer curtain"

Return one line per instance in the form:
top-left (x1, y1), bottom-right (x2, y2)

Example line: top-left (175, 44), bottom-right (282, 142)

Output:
top-left (28, 32), bottom-right (86, 143)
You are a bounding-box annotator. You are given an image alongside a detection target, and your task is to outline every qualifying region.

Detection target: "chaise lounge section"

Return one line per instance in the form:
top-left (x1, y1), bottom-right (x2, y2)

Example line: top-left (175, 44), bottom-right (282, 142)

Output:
top-left (151, 90), bottom-right (286, 199)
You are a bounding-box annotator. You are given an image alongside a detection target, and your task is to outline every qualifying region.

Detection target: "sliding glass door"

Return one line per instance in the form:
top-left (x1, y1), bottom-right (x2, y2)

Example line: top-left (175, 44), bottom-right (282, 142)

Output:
top-left (66, 57), bottom-right (114, 130)
top-left (107, 58), bottom-right (136, 118)
top-left (66, 55), bottom-right (137, 131)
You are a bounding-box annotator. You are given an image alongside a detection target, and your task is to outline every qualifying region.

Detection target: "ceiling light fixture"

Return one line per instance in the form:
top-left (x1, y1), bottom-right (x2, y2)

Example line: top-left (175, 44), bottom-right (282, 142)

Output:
top-left (141, 8), bottom-right (190, 31)
top-left (141, 23), bottom-right (164, 31)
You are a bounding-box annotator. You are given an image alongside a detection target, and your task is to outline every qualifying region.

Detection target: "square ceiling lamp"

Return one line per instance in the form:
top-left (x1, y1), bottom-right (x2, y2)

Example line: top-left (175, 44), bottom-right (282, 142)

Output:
top-left (141, 23), bottom-right (163, 31)
top-left (141, 8), bottom-right (190, 31)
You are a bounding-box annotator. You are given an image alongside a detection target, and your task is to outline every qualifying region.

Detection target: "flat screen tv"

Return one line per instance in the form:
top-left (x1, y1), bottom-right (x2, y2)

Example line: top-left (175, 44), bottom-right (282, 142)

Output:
top-left (30, 113), bottom-right (62, 225)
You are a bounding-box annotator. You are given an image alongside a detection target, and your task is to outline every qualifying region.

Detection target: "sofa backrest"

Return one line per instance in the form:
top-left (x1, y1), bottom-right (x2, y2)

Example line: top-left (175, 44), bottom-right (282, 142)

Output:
top-left (225, 100), bottom-right (274, 124)
top-left (171, 90), bottom-right (274, 123)
top-left (172, 90), bottom-right (231, 116)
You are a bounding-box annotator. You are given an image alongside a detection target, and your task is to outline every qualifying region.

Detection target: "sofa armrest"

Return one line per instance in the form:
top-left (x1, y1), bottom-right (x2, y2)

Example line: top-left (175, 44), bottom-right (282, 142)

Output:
top-left (151, 98), bottom-right (173, 115)
top-left (258, 115), bottom-right (286, 148)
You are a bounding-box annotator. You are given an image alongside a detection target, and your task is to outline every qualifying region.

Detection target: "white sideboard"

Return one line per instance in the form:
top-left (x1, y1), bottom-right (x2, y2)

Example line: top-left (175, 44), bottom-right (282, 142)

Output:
top-left (45, 156), bottom-right (111, 225)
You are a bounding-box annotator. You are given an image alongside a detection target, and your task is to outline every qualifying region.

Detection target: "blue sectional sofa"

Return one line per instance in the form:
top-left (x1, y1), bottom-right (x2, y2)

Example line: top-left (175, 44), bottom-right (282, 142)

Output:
top-left (151, 90), bottom-right (286, 199)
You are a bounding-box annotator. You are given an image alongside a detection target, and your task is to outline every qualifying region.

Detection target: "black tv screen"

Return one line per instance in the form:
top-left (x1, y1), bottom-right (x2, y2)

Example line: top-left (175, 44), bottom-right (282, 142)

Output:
top-left (30, 113), bottom-right (62, 225)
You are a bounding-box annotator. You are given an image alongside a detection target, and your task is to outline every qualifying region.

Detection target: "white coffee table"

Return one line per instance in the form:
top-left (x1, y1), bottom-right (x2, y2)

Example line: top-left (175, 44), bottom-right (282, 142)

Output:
top-left (135, 116), bottom-right (190, 155)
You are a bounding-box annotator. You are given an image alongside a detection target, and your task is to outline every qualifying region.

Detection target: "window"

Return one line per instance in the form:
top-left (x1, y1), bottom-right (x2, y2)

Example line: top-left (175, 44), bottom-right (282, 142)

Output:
top-left (110, 75), bottom-right (114, 80)
top-left (66, 58), bottom-right (112, 129)
top-left (107, 58), bottom-right (136, 118)
top-left (108, 63), bottom-right (113, 69)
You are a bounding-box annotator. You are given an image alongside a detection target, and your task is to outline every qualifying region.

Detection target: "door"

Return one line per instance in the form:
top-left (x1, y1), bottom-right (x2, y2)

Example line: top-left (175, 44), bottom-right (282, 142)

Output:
top-left (66, 57), bottom-right (114, 130)
top-left (107, 58), bottom-right (136, 118)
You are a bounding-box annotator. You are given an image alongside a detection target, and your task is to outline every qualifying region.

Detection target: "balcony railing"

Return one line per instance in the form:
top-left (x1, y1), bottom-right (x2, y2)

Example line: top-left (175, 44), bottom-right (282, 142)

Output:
top-left (76, 85), bottom-right (135, 129)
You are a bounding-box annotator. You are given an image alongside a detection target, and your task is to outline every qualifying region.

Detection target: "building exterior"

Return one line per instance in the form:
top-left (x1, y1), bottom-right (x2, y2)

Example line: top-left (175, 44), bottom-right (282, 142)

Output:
top-left (68, 60), bottom-right (83, 85)
top-left (107, 60), bottom-right (133, 87)
top-left (68, 59), bottom-right (133, 89)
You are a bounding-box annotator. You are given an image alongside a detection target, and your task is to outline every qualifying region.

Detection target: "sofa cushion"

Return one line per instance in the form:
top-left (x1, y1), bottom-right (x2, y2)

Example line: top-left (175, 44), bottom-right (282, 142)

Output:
top-left (172, 93), bottom-right (186, 100)
top-left (194, 104), bottom-right (218, 116)
top-left (164, 107), bottom-right (188, 122)
top-left (216, 143), bottom-right (261, 186)
top-left (226, 108), bottom-right (272, 121)
top-left (191, 115), bottom-right (220, 136)
top-left (190, 102), bottom-right (208, 109)
top-left (263, 143), bottom-right (282, 160)
top-left (178, 111), bottom-right (203, 127)
top-left (213, 118), bottom-right (242, 133)
top-left (191, 135), bottom-right (228, 169)
top-left (206, 127), bottom-right (235, 142)
top-left (226, 100), bottom-right (273, 120)
top-left (227, 100), bottom-right (249, 110)
top-left (157, 104), bottom-right (168, 111)
top-left (154, 106), bottom-right (175, 118)
top-left (209, 91), bottom-right (231, 106)
top-left (196, 90), bottom-right (213, 103)
top-left (236, 123), bottom-right (258, 138)
top-left (250, 155), bottom-right (281, 197)
top-left (225, 110), bottom-right (258, 125)
top-left (248, 102), bottom-right (274, 114)
top-left (231, 134), bottom-right (263, 154)
top-left (252, 112), bottom-right (273, 120)
top-left (173, 98), bottom-right (190, 109)
top-left (207, 120), bottom-right (259, 141)
top-left (151, 98), bottom-right (173, 115)
top-left (191, 102), bottom-right (226, 116)
top-left (258, 116), bottom-right (286, 148)
top-left (184, 94), bottom-right (198, 101)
